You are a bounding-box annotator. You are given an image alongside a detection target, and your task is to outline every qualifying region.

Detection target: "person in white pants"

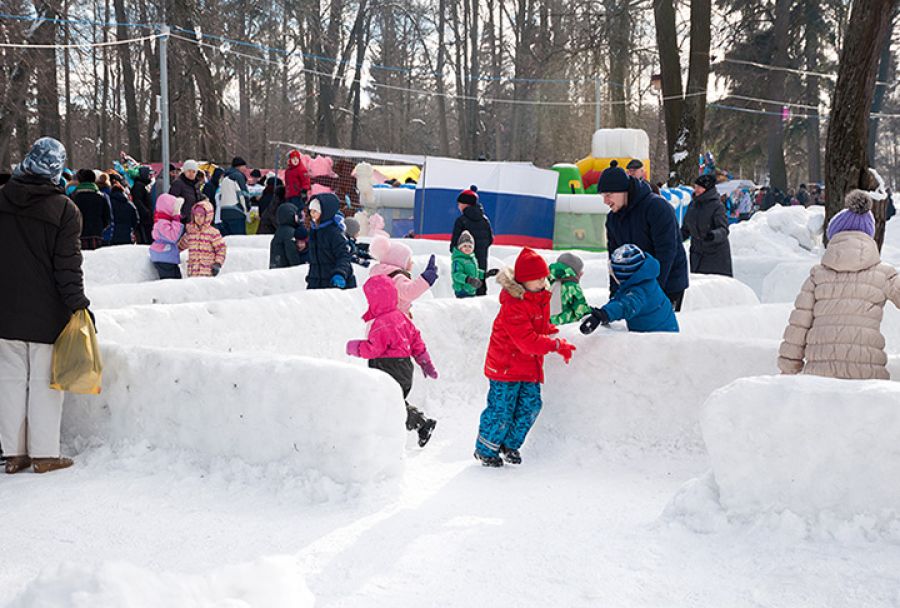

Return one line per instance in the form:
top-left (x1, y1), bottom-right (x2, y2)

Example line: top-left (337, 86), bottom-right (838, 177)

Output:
top-left (0, 137), bottom-right (92, 474)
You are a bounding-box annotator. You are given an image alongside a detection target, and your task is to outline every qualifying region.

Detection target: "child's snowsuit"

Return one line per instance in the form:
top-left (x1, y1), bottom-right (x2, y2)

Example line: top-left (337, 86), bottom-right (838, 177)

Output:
top-left (348, 275), bottom-right (436, 434)
top-left (284, 151), bottom-right (310, 206)
top-left (451, 247), bottom-right (483, 298)
top-left (602, 253), bottom-right (679, 332)
top-left (149, 193), bottom-right (184, 279)
top-left (548, 261), bottom-right (591, 325)
top-left (476, 266), bottom-right (560, 459)
top-left (179, 200), bottom-right (226, 277)
top-left (269, 202), bottom-right (306, 268)
top-left (306, 193), bottom-right (356, 289)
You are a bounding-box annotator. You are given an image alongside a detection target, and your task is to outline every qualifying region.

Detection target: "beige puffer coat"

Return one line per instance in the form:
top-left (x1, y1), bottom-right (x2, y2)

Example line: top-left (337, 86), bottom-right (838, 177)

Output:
top-left (778, 231), bottom-right (900, 380)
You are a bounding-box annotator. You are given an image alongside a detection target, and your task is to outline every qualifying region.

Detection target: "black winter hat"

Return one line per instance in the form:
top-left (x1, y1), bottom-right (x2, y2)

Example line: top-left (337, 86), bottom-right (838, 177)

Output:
top-left (626, 159), bottom-right (643, 170)
top-left (250, 169), bottom-right (262, 179)
top-left (694, 174), bottom-right (718, 191)
top-left (457, 185), bottom-right (479, 205)
top-left (231, 156), bottom-right (247, 168)
top-left (76, 168), bottom-right (96, 184)
top-left (596, 160), bottom-right (630, 193)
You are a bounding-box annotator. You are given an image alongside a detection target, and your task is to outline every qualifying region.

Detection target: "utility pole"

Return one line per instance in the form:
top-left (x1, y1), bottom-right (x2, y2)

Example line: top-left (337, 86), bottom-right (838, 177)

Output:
top-left (594, 77), bottom-right (602, 132)
top-left (159, 23), bottom-right (171, 191)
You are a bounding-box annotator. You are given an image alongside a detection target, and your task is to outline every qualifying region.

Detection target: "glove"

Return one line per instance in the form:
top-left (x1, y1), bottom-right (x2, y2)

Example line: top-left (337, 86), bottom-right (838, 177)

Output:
top-left (85, 309), bottom-right (97, 333)
top-left (704, 232), bottom-right (715, 242)
top-left (554, 339), bottom-right (576, 364)
top-left (211, 264), bottom-right (221, 277)
top-left (579, 308), bottom-right (609, 335)
top-left (346, 340), bottom-right (363, 357)
top-left (415, 353), bottom-right (439, 379)
top-left (485, 268), bottom-right (500, 278)
top-left (466, 276), bottom-right (483, 288)
top-left (331, 274), bottom-right (347, 289)
top-left (420, 254), bottom-right (438, 286)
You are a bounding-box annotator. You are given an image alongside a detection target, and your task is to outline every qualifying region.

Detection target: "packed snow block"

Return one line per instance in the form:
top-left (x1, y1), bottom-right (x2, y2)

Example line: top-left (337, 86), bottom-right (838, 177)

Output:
top-left (678, 303), bottom-right (791, 342)
top-left (701, 375), bottom-right (900, 519)
top-left (538, 330), bottom-right (779, 451)
top-left (62, 344), bottom-right (406, 484)
top-left (760, 260), bottom-right (817, 303)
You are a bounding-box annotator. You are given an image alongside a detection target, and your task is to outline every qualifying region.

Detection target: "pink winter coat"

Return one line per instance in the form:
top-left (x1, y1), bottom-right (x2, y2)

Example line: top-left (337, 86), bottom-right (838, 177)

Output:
top-left (778, 231), bottom-right (900, 380)
top-left (368, 236), bottom-right (430, 317)
top-left (354, 275), bottom-right (429, 360)
top-left (149, 194), bottom-right (184, 265)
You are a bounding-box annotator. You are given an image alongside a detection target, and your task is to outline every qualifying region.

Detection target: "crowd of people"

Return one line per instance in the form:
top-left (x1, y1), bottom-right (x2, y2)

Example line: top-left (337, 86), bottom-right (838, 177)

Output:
top-left (1, 136), bottom-right (896, 472)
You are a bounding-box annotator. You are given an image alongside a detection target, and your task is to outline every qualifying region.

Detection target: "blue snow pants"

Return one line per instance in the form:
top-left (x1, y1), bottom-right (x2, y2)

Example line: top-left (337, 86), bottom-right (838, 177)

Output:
top-left (475, 380), bottom-right (543, 458)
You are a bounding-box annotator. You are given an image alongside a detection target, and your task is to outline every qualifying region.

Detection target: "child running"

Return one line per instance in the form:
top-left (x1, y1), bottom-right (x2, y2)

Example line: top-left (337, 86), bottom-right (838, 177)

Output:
top-left (579, 244), bottom-right (679, 334)
top-left (346, 275), bottom-right (438, 447)
top-left (178, 200), bottom-right (227, 277)
top-left (369, 235), bottom-right (438, 318)
top-left (548, 252), bottom-right (591, 325)
top-left (475, 248), bottom-right (576, 467)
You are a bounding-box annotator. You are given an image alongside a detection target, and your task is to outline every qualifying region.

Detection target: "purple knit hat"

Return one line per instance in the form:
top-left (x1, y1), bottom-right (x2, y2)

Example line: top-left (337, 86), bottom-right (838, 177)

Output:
top-left (826, 190), bottom-right (875, 240)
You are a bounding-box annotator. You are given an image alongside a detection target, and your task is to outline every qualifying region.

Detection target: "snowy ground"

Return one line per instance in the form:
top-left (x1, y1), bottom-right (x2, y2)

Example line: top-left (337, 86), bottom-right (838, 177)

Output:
top-left (4, 210), bottom-right (900, 607)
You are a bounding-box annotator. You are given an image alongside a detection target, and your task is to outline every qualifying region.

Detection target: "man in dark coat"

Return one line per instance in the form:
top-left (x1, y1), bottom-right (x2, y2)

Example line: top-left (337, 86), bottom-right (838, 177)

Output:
top-left (306, 193), bottom-right (356, 290)
top-left (600, 160), bottom-right (689, 311)
top-left (681, 174), bottom-right (733, 277)
top-left (108, 175), bottom-right (139, 245)
top-left (0, 137), bottom-right (91, 474)
top-left (70, 168), bottom-right (110, 250)
top-left (450, 186), bottom-right (494, 296)
top-left (170, 159), bottom-right (206, 223)
top-left (131, 166), bottom-right (153, 244)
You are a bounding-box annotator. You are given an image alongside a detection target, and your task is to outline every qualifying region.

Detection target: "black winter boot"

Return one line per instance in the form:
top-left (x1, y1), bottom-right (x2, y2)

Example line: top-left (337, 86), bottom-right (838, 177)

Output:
top-left (473, 450), bottom-right (503, 467)
top-left (417, 419), bottom-right (437, 447)
top-left (500, 446), bottom-right (522, 465)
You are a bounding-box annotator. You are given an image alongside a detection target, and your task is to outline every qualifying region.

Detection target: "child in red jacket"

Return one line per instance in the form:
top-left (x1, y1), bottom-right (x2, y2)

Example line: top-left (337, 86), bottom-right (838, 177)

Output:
top-left (347, 275), bottom-right (438, 447)
top-left (475, 248), bottom-right (576, 467)
top-left (285, 150), bottom-right (310, 207)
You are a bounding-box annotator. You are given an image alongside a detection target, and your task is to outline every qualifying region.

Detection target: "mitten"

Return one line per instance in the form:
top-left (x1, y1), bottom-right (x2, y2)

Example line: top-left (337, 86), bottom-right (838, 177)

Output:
top-left (346, 340), bottom-right (363, 357)
top-left (331, 274), bottom-right (347, 289)
top-left (421, 254), bottom-right (438, 286)
top-left (554, 339), bottom-right (576, 364)
top-left (485, 268), bottom-right (500, 278)
top-left (212, 264), bottom-right (221, 277)
top-left (579, 308), bottom-right (609, 335)
top-left (466, 276), bottom-right (483, 288)
top-left (415, 353), bottom-right (439, 379)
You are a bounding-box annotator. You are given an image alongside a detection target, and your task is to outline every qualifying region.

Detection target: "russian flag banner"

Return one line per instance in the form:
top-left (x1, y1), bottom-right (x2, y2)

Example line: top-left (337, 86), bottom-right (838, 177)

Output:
top-left (414, 157), bottom-right (558, 249)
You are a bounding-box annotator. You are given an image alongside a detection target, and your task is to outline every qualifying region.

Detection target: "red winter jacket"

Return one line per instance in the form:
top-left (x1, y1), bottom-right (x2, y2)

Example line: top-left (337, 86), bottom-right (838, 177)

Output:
top-left (285, 161), bottom-right (311, 199)
top-left (484, 268), bottom-right (559, 384)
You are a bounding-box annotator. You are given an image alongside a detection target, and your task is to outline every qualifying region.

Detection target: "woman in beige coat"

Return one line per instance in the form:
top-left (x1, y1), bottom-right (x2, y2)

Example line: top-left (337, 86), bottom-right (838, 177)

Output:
top-left (779, 190), bottom-right (900, 380)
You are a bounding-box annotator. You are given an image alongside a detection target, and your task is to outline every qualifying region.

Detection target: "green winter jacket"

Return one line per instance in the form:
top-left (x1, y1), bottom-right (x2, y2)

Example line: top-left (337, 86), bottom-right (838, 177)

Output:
top-left (451, 248), bottom-right (484, 296)
top-left (548, 261), bottom-right (591, 325)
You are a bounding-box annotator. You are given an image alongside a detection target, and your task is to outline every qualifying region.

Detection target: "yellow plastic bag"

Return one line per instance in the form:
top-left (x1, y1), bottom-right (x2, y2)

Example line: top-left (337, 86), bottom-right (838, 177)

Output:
top-left (50, 310), bottom-right (103, 394)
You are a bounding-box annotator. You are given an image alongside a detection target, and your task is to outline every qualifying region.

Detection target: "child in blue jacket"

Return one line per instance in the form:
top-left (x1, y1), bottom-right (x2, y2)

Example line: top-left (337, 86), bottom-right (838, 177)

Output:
top-left (580, 244), bottom-right (679, 334)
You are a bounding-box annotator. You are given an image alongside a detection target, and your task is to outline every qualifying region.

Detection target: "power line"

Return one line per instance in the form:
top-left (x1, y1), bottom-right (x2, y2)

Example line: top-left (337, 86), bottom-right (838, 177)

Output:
top-left (0, 33), bottom-right (161, 49)
top-left (719, 57), bottom-right (896, 88)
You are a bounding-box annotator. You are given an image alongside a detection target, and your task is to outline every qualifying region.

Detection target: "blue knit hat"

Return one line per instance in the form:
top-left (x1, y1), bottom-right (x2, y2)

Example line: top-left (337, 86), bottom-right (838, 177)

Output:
top-left (610, 244), bottom-right (646, 283)
top-left (596, 160), bottom-right (631, 193)
top-left (826, 190), bottom-right (875, 240)
top-left (16, 137), bottom-right (67, 184)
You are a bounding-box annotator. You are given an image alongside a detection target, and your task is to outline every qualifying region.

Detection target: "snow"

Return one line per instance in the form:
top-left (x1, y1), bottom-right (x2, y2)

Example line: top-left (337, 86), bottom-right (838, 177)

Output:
top-left (5, 227), bottom-right (900, 606)
top-left (666, 375), bottom-right (900, 543)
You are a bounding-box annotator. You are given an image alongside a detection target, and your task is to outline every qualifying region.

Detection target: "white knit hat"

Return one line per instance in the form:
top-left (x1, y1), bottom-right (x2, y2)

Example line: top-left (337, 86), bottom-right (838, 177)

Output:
top-left (182, 159), bottom-right (200, 172)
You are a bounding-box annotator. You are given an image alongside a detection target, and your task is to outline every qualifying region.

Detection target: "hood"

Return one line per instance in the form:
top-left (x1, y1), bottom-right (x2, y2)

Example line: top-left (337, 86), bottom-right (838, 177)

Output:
top-left (497, 267), bottom-right (525, 299)
top-left (463, 204), bottom-right (486, 222)
top-left (190, 200), bottom-right (215, 227)
top-left (370, 235), bottom-right (412, 269)
top-left (452, 247), bottom-right (475, 261)
top-left (0, 175), bottom-right (66, 224)
top-left (821, 231), bottom-right (881, 272)
top-left (549, 261), bottom-right (578, 281)
top-left (693, 188), bottom-right (720, 205)
top-left (135, 166), bottom-right (152, 184)
top-left (224, 166), bottom-right (244, 181)
top-left (313, 193), bottom-right (341, 223)
top-left (616, 253), bottom-right (661, 288)
top-left (369, 213), bottom-right (385, 231)
top-left (362, 276), bottom-right (399, 321)
top-left (620, 178), bottom-right (654, 214)
top-left (155, 193), bottom-right (180, 219)
top-left (277, 203), bottom-right (299, 227)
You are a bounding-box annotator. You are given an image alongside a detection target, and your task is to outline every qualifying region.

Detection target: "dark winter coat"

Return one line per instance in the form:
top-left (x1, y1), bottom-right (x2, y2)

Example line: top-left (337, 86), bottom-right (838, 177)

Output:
top-left (202, 167), bottom-right (224, 206)
top-left (602, 254), bottom-right (679, 333)
top-left (306, 194), bottom-right (356, 290)
top-left (681, 187), bottom-right (733, 277)
top-left (0, 174), bottom-right (91, 344)
top-left (450, 204), bottom-right (494, 272)
top-left (760, 189), bottom-right (778, 211)
top-left (132, 167), bottom-right (153, 242)
top-left (109, 187), bottom-right (139, 245)
top-left (170, 173), bottom-right (205, 224)
top-left (605, 178), bottom-right (689, 299)
top-left (270, 203), bottom-right (305, 269)
top-left (71, 183), bottom-right (111, 239)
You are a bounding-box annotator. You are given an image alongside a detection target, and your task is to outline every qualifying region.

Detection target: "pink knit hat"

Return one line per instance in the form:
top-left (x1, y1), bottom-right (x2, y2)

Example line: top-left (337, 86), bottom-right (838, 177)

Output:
top-left (370, 235), bottom-right (412, 269)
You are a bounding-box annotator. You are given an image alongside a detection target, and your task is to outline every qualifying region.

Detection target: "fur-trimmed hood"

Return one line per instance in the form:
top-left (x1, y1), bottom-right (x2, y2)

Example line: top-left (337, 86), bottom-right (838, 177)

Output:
top-left (497, 267), bottom-right (525, 299)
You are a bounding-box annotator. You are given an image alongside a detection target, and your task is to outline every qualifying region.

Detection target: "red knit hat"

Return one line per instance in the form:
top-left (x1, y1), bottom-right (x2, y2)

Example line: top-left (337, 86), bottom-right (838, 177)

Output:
top-left (289, 149), bottom-right (302, 161)
top-left (514, 248), bottom-right (549, 283)
top-left (457, 185), bottom-right (479, 205)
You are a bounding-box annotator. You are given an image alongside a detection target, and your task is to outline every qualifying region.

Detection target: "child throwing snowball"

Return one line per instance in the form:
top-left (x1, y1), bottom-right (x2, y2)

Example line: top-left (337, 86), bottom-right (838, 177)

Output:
top-left (474, 248), bottom-right (576, 467)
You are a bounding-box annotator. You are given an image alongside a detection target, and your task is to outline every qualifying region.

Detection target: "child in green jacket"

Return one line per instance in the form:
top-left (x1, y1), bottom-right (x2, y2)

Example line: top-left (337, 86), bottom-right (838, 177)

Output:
top-left (549, 252), bottom-right (592, 325)
top-left (452, 231), bottom-right (484, 298)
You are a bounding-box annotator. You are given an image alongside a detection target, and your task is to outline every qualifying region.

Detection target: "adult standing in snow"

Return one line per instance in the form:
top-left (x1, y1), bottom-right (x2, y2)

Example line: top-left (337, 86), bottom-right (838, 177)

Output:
top-left (450, 186), bottom-right (494, 296)
top-left (600, 160), bottom-right (689, 311)
top-left (681, 174), bottom-right (733, 277)
top-left (216, 157), bottom-right (251, 236)
top-left (131, 166), bottom-right (153, 244)
top-left (0, 137), bottom-right (91, 474)
top-left (779, 190), bottom-right (900, 380)
top-left (170, 159), bottom-right (206, 224)
top-left (108, 173), bottom-right (139, 245)
top-left (70, 168), bottom-right (110, 250)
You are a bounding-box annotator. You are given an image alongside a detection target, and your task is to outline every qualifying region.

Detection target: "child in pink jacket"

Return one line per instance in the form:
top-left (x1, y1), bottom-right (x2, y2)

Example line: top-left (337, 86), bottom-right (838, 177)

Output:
top-left (346, 275), bottom-right (438, 447)
top-left (368, 235), bottom-right (438, 318)
top-left (178, 200), bottom-right (227, 277)
top-left (149, 194), bottom-right (185, 279)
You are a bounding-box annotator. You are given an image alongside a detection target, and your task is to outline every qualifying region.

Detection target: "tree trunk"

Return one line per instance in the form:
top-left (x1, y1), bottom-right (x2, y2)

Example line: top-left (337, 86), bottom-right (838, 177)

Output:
top-left (606, 0), bottom-right (628, 128)
top-left (824, 0), bottom-right (897, 249)
top-left (33, 0), bottom-right (61, 140)
top-left (765, 0), bottom-right (791, 191)
top-left (672, 0), bottom-right (711, 182)
top-left (653, 0), bottom-right (683, 169)
top-left (467, 0), bottom-right (481, 157)
top-left (435, 0), bottom-right (451, 155)
top-left (63, 0), bottom-right (72, 158)
top-left (804, 0), bottom-right (822, 184)
top-left (866, 5), bottom-right (897, 162)
top-left (113, 0), bottom-right (142, 156)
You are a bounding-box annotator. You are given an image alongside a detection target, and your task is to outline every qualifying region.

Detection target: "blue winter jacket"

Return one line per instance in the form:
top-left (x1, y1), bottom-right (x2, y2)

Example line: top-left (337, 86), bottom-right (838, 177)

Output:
top-left (306, 193), bottom-right (356, 290)
top-left (602, 254), bottom-right (679, 333)
top-left (605, 178), bottom-right (689, 299)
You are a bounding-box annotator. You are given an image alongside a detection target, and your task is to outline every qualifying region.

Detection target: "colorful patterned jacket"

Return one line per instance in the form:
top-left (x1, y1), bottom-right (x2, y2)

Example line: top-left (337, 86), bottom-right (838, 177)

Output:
top-left (179, 200), bottom-right (226, 277)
